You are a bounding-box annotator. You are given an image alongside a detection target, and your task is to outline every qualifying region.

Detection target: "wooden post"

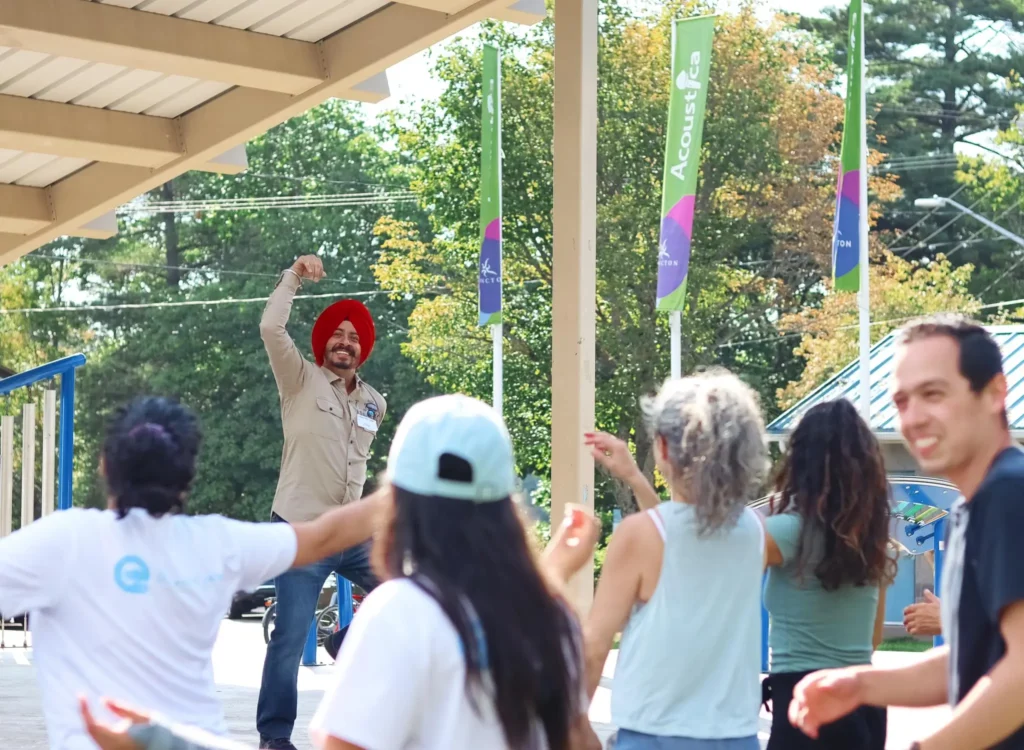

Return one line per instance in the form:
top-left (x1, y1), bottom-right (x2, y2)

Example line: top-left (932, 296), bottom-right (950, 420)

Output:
top-left (551, 0), bottom-right (598, 611)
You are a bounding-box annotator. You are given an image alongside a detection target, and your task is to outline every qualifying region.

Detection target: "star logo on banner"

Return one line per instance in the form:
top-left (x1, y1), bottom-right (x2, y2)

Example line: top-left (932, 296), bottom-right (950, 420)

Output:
top-left (480, 259), bottom-right (498, 278)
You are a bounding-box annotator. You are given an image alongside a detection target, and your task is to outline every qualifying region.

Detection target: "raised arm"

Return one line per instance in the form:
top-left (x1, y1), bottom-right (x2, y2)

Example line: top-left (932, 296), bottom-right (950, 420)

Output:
top-left (260, 255), bottom-right (325, 397)
top-left (584, 432), bottom-right (662, 511)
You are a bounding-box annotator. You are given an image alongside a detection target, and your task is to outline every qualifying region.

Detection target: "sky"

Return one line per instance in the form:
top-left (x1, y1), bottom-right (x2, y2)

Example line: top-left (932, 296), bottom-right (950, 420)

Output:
top-left (360, 0), bottom-right (838, 119)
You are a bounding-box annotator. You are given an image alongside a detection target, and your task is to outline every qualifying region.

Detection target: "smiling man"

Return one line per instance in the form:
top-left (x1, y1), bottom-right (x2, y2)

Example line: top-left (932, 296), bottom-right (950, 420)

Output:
top-left (788, 315), bottom-right (1024, 750)
top-left (256, 255), bottom-right (386, 750)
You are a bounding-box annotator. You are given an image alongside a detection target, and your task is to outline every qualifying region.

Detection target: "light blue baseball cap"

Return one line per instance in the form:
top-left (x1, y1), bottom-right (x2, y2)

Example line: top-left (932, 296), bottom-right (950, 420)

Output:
top-left (387, 394), bottom-right (517, 502)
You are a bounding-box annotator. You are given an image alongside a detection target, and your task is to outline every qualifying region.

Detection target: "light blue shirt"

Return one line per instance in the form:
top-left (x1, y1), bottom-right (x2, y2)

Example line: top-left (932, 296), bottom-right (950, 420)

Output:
top-left (611, 501), bottom-right (764, 739)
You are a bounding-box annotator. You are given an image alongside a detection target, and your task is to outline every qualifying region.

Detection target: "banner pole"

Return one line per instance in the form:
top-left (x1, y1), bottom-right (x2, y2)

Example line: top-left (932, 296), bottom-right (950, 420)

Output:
top-left (493, 322), bottom-right (503, 416)
top-left (856, 2), bottom-right (871, 421)
top-left (670, 311), bottom-right (681, 380)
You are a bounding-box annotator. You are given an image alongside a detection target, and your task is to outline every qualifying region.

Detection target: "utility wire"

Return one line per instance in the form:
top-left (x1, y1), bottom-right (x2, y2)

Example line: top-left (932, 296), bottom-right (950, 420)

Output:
top-left (896, 181), bottom-right (1008, 256)
top-left (121, 191), bottom-right (418, 215)
top-left (0, 290), bottom-right (400, 315)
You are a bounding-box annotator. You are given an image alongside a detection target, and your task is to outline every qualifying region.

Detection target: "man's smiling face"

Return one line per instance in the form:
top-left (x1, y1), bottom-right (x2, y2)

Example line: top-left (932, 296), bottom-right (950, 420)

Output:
top-left (892, 335), bottom-right (995, 477)
top-left (324, 320), bottom-right (360, 372)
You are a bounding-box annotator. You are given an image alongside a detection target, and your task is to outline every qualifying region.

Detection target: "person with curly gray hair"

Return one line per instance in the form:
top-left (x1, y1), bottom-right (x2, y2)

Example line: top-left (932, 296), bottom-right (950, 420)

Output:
top-left (579, 370), bottom-right (769, 750)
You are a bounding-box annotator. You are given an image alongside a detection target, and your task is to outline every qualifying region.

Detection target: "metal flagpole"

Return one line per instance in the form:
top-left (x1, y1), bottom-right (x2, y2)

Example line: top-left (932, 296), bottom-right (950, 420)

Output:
top-left (670, 311), bottom-right (681, 380)
top-left (480, 44), bottom-right (503, 415)
top-left (493, 322), bottom-right (503, 415)
top-left (856, 2), bottom-right (871, 421)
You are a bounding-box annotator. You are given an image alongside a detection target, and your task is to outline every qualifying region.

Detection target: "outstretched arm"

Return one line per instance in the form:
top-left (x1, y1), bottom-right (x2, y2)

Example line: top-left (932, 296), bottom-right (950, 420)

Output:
top-left (292, 489), bottom-right (386, 568)
top-left (260, 255), bottom-right (324, 397)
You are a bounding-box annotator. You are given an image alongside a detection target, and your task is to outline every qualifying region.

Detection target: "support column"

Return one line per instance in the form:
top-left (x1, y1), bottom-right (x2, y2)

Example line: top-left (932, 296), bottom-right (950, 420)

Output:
top-left (551, 0), bottom-right (597, 611)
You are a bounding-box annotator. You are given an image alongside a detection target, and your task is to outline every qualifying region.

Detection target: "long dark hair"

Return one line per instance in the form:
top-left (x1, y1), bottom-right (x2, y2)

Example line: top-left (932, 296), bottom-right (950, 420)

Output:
top-left (770, 399), bottom-right (896, 591)
top-left (373, 487), bottom-right (581, 750)
top-left (103, 397), bottom-right (201, 518)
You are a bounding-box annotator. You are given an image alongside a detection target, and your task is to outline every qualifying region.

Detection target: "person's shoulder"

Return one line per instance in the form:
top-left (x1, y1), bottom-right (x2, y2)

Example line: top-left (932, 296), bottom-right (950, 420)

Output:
top-left (358, 579), bottom-right (445, 628)
top-left (980, 448), bottom-right (1024, 493)
top-left (976, 449), bottom-right (1024, 516)
top-left (359, 380), bottom-right (387, 410)
top-left (48, 506), bottom-right (113, 529)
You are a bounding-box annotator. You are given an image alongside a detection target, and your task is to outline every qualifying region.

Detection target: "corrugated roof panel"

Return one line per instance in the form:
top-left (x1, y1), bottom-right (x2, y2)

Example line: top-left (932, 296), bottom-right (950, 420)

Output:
top-left (71, 68), bottom-right (164, 109)
top-left (38, 63), bottom-right (128, 104)
top-left (144, 79), bottom-right (232, 117)
top-left (285, 0), bottom-right (388, 41)
top-left (0, 152), bottom-right (60, 184)
top-left (0, 50), bottom-right (51, 88)
top-left (253, 0), bottom-right (351, 37)
top-left (176, 0), bottom-right (254, 23)
top-left (0, 56), bottom-right (92, 98)
top-left (16, 157), bottom-right (90, 187)
top-left (767, 325), bottom-right (1024, 436)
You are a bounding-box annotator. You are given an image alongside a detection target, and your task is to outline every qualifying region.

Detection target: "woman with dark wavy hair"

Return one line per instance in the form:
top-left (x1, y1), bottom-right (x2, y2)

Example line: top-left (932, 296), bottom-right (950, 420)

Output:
top-left (309, 394), bottom-right (601, 750)
top-left (762, 398), bottom-right (896, 750)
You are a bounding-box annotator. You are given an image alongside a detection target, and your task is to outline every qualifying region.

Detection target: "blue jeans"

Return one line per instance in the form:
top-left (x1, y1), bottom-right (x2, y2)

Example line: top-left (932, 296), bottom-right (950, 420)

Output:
top-left (256, 515), bottom-right (378, 741)
top-left (611, 730), bottom-right (760, 750)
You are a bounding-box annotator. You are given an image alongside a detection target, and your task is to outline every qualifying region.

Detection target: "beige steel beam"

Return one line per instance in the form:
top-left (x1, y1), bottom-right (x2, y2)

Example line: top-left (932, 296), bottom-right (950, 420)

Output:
top-left (0, 184), bottom-right (50, 234)
top-left (0, 95), bottom-right (180, 168)
top-left (550, 0), bottom-right (597, 612)
top-left (0, 0), bottom-right (538, 265)
top-left (0, 0), bottom-right (325, 95)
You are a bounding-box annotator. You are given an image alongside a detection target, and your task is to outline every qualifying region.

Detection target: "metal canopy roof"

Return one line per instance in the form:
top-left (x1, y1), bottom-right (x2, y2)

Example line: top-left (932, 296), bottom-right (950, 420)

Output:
top-left (0, 0), bottom-right (543, 262)
top-left (766, 325), bottom-right (1024, 440)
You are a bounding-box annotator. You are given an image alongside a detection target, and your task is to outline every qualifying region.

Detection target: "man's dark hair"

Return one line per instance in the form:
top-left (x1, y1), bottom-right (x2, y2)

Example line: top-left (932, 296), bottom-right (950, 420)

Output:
top-left (103, 397), bottom-right (201, 518)
top-left (896, 314), bottom-right (1004, 394)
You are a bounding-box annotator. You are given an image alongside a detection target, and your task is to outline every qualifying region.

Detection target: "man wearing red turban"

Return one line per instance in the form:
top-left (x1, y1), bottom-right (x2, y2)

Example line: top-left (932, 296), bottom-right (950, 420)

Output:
top-left (256, 255), bottom-right (386, 750)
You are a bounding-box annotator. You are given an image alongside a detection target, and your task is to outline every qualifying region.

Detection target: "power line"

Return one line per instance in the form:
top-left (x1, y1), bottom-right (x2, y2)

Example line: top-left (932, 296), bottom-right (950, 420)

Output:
top-left (26, 254), bottom-right (380, 288)
top-left (889, 183), bottom-right (968, 248)
top-left (121, 191), bottom-right (418, 215)
top-left (0, 289), bottom-right (402, 315)
top-left (896, 181), bottom-right (1008, 256)
top-left (717, 296), bottom-right (1023, 352)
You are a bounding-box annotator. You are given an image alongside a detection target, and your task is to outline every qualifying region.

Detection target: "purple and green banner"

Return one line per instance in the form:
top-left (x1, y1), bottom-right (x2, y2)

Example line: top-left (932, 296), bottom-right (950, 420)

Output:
top-left (832, 0), bottom-right (864, 293)
top-left (656, 15), bottom-right (715, 312)
top-left (478, 43), bottom-right (502, 327)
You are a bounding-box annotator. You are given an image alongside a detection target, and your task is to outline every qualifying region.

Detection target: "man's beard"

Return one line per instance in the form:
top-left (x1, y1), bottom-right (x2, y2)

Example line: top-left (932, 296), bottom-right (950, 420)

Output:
top-left (329, 347), bottom-right (357, 370)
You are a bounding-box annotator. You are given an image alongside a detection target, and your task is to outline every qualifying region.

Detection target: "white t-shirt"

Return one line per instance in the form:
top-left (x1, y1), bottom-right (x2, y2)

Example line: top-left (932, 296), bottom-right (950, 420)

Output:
top-left (0, 507), bottom-right (297, 750)
top-left (311, 578), bottom-right (561, 750)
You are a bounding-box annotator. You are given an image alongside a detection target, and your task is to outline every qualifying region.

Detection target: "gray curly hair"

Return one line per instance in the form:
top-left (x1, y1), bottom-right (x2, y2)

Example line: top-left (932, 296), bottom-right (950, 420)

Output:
top-left (642, 368), bottom-right (768, 536)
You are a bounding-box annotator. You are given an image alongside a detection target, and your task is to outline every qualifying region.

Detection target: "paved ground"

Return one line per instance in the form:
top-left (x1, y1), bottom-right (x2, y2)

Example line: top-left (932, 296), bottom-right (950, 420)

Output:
top-left (1, 619), bottom-right (949, 749)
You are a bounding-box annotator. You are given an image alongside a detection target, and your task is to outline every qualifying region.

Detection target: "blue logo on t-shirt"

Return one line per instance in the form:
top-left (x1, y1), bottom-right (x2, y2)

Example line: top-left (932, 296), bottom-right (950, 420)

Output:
top-left (114, 556), bottom-right (150, 594)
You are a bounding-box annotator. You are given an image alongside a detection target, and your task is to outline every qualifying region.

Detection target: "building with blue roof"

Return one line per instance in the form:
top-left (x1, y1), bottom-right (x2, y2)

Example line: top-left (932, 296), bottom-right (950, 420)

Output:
top-left (766, 324), bottom-right (1024, 472)
top-left (764, 325), bottom-right (1024, 639)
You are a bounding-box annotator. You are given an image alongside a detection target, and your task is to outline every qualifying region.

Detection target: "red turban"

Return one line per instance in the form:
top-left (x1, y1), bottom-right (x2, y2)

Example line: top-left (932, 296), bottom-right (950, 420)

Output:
top-left (311, 300), bottom-right (376, 367)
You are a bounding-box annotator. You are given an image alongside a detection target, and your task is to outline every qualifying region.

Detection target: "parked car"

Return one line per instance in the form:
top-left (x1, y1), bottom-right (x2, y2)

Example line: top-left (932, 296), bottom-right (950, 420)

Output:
top-left (229, 581), bottom-right (276, 619)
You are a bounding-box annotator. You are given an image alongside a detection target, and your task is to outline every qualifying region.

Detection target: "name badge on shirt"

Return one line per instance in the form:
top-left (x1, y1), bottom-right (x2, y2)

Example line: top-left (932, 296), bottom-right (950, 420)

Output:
top-left (356, 413), bottom-right (378, 433)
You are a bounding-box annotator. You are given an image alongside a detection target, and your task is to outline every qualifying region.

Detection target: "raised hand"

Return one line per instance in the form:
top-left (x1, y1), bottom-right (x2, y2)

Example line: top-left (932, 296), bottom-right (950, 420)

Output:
top-left (788, 668), bottom-right (864, 739)
top-left (903, 589), bottom-right (941, 637)
top-left (544, 504), bottom-right (601, 585)
top-left (584, 431), bottom-right (641, 483)
top-left (79, 697), bottom-right (145, 750)
top-left (291, 254), bottom-right (325, 282)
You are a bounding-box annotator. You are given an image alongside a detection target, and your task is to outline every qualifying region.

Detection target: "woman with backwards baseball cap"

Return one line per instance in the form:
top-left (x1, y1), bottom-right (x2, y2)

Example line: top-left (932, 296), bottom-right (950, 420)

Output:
top-left (309, 393), bottom-right (602, 750)
top-left (77, 395), bottom-right (601, 750)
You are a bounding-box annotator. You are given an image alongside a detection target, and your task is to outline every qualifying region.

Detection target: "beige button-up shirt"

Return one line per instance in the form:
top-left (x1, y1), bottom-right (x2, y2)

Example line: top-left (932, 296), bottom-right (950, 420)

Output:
top-left (260, 272), bottom-right (386, 523)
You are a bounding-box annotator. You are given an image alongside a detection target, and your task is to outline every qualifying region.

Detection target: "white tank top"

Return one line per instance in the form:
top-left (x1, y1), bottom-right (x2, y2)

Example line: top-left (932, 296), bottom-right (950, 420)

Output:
top-left (611, 501), bottom-right (765, 739)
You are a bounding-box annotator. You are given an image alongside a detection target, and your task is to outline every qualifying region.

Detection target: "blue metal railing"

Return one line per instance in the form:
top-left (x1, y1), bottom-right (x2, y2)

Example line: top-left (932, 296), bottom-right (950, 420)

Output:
top-left (0, 354), bottom-right (86, 512)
